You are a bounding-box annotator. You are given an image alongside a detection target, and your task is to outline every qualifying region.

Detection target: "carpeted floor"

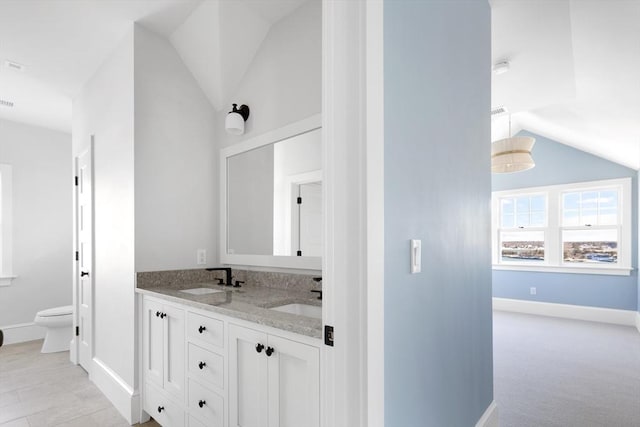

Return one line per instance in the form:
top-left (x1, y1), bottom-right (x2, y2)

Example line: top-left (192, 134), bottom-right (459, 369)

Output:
top-left (493, 311), bottom-right (640, 427)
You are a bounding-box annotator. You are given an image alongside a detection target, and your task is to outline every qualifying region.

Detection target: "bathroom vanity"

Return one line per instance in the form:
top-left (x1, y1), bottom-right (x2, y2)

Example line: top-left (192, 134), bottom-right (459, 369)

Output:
top-left (137, 275), bottom-right (321, 427)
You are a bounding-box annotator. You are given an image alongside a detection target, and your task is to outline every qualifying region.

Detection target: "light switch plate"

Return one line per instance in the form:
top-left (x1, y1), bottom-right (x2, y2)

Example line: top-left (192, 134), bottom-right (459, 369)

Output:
top-left (197, 249), bottom-right (206, 265)
top-left (411, 239), bottom-right (421, 273)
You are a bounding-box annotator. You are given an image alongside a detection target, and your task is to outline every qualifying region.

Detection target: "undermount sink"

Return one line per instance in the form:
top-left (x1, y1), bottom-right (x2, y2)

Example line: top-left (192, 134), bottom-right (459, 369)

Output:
top-left (270, 303), bottom-right (322, 319)
top-left (179, 288), bottom-right (224, 296)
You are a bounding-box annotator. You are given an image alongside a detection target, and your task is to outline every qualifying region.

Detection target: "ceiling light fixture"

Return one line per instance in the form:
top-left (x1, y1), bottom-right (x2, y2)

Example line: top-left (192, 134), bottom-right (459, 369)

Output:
top-left (491, 115), bottom-right (535, 174)
top-left (225, 104), bottom-right (250, 135)
top-left (492, 60), bottom-right (510, 75)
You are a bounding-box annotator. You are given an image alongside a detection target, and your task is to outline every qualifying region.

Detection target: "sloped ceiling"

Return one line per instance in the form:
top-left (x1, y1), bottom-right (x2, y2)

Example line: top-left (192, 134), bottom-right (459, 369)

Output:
top-left (0, 0), bottom-right (201, 133)
top-left (0, 0), bottom-right (308, 132)
top-left (491, 0), bottom-right (640, 169)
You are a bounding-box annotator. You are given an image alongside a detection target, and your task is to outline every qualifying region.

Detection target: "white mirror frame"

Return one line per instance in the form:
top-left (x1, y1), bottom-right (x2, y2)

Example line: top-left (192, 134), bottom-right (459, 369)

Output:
top-left (220, 114), bottom-right (322, 270)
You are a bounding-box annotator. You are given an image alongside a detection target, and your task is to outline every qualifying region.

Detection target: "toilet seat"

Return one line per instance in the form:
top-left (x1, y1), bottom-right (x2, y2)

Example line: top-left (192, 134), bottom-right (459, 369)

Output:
top-left (37, 305), bottom-right (73, 317)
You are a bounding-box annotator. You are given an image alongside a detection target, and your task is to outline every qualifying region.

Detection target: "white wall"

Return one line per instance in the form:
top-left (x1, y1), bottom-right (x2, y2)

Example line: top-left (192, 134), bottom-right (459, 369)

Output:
top-left (72, 26), bottom-right (137, 411)
top-left (133, 25), bottom-right (217, 272)
top-left (215, 0), bottom-right (321, 148)
top-left (0, 119), bottom-right (72, 343)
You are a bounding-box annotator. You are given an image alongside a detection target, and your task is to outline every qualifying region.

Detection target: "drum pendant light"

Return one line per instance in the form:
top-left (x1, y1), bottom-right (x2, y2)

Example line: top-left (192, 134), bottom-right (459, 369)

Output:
top-left (491, 115), bottom-right (535, 173)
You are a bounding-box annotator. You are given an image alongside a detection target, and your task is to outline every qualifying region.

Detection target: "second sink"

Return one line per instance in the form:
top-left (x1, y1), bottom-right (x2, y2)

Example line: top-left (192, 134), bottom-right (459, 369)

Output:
top-left (270, 303), bottom-right (322, 319)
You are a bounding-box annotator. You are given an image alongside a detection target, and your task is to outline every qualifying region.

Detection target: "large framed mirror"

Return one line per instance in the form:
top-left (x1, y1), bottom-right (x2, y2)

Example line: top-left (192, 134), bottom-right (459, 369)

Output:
top-left (220, 114), bottom-right (322, 270)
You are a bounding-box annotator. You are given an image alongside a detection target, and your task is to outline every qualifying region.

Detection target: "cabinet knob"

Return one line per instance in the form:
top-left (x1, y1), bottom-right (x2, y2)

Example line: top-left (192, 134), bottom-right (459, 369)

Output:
top-left (198, 361), bottom-right (206, 370)
top-left (265, 346), bottom-right (275, 357)
top-left (157, 406), bottom-right (164, 413)
top-left (198, 325), bottom-right (206, 333)
top-left (198, 399), bottom-right (206, 408)
top-left (155, 311), bottom-right (161, 317)
top-left (81, 271), bottom-right (90, 277)
top-left (160, 312), bottom-right (167, 319)
top-left (255, 343), bottom-right (264, 353)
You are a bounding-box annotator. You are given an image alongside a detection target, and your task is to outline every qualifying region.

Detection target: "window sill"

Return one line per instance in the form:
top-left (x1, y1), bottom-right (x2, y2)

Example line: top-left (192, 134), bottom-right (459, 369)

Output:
top-left (0, 275), bottom-right (17, 287)
top-left (492, 264), bottom-right (632, 276)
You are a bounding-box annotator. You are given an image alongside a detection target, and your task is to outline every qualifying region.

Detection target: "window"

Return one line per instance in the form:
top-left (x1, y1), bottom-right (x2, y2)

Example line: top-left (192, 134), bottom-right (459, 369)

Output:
top-left (0, 164), bottom-right (14, 286)
top-left (492, 178), bottom-right (632, 275)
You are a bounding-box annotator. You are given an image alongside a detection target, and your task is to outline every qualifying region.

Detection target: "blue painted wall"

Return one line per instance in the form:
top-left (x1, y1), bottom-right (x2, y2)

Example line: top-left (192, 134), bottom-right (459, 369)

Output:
top-left (385, 1), bottom-right (493, 426)
top-left (493, 131), bottom-right (638, 311)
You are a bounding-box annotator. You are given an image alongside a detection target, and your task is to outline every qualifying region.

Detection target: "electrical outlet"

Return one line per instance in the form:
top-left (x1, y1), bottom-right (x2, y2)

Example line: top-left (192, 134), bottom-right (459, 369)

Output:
top-left (197, 249), bottom-right (206, 265)
top-left (530, 287), bottom-right (537, 295)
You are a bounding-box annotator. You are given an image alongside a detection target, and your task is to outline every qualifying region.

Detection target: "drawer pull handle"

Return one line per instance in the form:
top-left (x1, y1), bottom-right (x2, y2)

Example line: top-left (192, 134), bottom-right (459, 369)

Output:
top-left (198, 361), bottom-right (206, 370)
top-left (255, 343), bottom-right (264, 353)
top-left (265, 346), bottom-right (275, 357)
top-left (157, 406), bottom-right (164, 413)
top-left (198, 399), bottom-right (206, 408)
top-left (198, 325), bottom-right (206, 333)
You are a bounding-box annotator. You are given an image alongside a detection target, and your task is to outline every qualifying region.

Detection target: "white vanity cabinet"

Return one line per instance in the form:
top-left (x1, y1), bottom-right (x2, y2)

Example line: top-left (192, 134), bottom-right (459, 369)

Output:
top-left (229, 324), bottom-right (320, 427)
top-left (140, 293), bottom-right (320, 427)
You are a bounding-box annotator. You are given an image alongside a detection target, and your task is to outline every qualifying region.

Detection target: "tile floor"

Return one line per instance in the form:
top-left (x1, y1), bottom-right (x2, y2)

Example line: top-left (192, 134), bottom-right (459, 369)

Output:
top-left (0, 340), bottom-right (161, 427)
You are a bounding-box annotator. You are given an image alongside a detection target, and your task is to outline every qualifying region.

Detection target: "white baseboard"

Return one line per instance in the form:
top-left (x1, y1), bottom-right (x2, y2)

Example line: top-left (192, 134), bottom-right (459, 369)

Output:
top-left (92, 357), bottom-right (140, 424)
top-left (476, 401), bottom-right (498, 427)
top-left (0, 322), bottom-right (45, 345)
top-left (493, 298), bottom-right (637, 327)
top-left (636, 312), bottom-right (640, 334)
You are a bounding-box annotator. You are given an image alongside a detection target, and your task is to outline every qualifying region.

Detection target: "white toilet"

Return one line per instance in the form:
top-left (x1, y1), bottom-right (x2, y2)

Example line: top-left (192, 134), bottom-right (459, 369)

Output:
top-left (34, 305), bottom-right (73, 353)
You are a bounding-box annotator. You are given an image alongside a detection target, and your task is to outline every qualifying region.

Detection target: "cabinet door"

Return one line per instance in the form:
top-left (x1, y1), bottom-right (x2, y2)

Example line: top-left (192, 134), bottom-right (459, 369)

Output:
top-left (229, 324), bottom-right (268, 427)
top-left (164, 303), bottom-right (185, 399)
top-left (267, 335), bottom-right (320, 427)
top-left (142, 298), bottom-right (164, 389)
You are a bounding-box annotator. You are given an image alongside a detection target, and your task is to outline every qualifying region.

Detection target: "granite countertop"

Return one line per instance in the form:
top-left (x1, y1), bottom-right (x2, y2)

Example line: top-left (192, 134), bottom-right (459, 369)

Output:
top-left (136, 282), bottom-right (322, 339)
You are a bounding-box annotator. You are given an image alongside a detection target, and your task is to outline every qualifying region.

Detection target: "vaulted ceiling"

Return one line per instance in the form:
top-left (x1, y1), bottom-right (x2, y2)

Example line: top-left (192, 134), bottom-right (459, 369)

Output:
top-left (491, 0), bottom-right (640, 169)
top-left (0, 0), bottom-right (307, 133)
top-left (1, 0), bottom-right (638, 170)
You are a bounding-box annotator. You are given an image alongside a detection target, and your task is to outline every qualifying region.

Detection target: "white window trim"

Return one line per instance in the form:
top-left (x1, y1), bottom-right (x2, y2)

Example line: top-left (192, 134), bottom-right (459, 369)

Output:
top-left (0, 164), bottom-right (15, 286)
top-left (492, 178), bottom-right (633, 276)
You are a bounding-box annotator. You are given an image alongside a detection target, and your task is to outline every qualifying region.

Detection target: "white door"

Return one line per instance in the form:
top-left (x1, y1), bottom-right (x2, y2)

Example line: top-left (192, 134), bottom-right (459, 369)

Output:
top-left (142, 298), bottom-right (164, 389)
top-left (267, 336), bottom-right (320, 427)
top-left (229, 324), bottom-right (269, 427)
top-left (76, 144), bottom-right (93, 372)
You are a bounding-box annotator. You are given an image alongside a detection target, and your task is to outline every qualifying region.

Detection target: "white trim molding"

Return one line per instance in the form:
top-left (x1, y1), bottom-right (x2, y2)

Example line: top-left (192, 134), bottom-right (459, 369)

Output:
top-left (475, 401), bottom-right (499, 427)
top-left (493, 298), bottom-right (638, 327)
top-left (0, 322), bottom-right (45, 345)
top-left (92, 357), bottom-right (140, 424)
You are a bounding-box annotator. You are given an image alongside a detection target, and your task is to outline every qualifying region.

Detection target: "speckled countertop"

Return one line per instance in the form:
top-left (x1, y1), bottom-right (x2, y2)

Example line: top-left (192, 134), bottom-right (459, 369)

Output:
top-left (136, 282), bottom-right (322, 339)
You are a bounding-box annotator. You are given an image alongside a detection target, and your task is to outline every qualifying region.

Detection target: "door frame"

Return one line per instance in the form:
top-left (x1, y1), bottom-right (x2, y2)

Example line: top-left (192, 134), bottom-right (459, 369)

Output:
top-left (70, 138), bottom-right (95, 375)
top-left (321, 1), bottom-right (384, 426)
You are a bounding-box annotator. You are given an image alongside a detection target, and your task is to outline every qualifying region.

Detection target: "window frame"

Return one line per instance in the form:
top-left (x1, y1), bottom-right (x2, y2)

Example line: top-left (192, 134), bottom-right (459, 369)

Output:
top-left (492, 178), bottom-right (632, 276)
top-left (0, 163), bottom-right (15, 286)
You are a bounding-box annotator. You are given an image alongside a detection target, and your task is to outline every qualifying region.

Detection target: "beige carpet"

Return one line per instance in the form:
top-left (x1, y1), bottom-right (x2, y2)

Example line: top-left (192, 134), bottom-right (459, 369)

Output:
top-left (493, 311), bottom-right (640, 427)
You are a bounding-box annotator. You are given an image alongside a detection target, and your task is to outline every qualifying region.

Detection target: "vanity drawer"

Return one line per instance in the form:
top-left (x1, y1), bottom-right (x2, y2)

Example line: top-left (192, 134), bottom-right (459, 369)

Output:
top-left (188, 343), bottom-right (224, 389)
top-left (144, 382), bottom-right (184, 427)
top-left (188, 379), bottom-right (224, 427)
top-left (187, 312), bottom-right (224, 348)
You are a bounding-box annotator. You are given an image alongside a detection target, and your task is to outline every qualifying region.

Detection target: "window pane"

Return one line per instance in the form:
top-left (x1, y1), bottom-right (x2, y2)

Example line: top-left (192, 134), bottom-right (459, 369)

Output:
top-left (501, 198), bottom-right (514, 214)
top-left (563, 192), bottom-right (580, 210)
top-left (515, 197), bottom-right (530, 213)
top-left (516, 213), bottom-right (530, 228)
top-left (563, 209), bottom-right (580, 226)
top-left (530, 211), bottom-right (545, 227)
top-left (563, 229), bottom-right (618, 264)
top-left (581, 191), bottom-right (598, 210)
top-left (530, 195), bottom-right (545, 212)
top-left (501, 213), bottom-right (514, 228)
top-left (582, 209), bottom-right (597, 226)
top-left (599, 208), bottom-right (617, 226)
top-left (598, 190), bottom-right (617, 209)
top-left (500, 231), bottom-right (545, 262)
